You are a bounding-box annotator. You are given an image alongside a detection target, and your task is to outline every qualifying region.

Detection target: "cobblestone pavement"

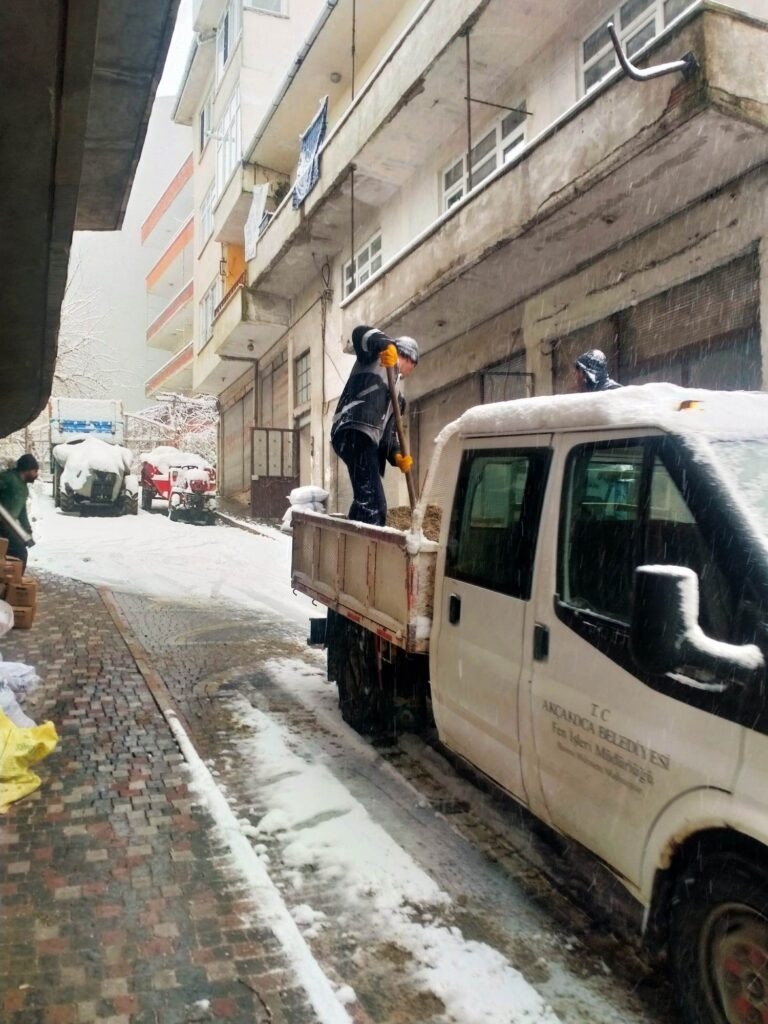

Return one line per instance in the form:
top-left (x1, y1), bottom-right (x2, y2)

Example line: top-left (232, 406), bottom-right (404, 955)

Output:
top-left (0, 571), bottom-right (316, 1024)
top-left (112, 591), bottom-right (677, 1024)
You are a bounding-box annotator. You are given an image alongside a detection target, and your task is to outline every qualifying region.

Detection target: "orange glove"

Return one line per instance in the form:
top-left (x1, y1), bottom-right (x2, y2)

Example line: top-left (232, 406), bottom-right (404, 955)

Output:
top-left (379, 344), bottom-right (398, 368)
top-left (394, 453), bottom-right (413, 474)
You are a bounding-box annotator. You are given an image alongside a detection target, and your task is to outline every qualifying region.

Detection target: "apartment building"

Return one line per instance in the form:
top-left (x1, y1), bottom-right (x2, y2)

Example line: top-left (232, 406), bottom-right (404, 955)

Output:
top-left (171, 0), bottom-right (325, 503)
top-left (183, 0), bottom-right (768, 516)
top-left (143, 152), bottom-right (196, 399)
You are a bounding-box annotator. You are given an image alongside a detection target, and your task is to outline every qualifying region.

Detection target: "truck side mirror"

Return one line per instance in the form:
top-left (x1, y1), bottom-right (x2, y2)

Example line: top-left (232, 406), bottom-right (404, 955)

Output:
top-left (631, 565), bottom-right (764, 681)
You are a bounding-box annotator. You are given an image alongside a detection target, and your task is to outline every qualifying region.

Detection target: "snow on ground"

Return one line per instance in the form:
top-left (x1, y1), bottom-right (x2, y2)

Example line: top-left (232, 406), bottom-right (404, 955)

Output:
top-left (229, 693), bottom-right (561, 1024)
top-left (28, 487), bottom-right (315, 628)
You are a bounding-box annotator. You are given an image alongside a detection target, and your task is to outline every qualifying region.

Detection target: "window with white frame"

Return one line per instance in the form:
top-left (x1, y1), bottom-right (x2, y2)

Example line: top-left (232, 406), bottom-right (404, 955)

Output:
top-left (343, 233), bottom-right (382, 298)
top-left (216, 0), bottom-right (242, 83)
top-left (441, 104), bottom-right (527, 212)
top-left (245, 0), bottom-right (286, 13)
top-left (294, 350), bottom-right (311, 406)
top-left (199, 91), bottom-right (213, 154)
top-left (216, 87), bottom-right (241, 195)
top-left (200, 182), bottom-right (215, 247)
top-left (581, 0), bottom-right (695, 93)
top-left (198, 278), bottom-right (219, 350)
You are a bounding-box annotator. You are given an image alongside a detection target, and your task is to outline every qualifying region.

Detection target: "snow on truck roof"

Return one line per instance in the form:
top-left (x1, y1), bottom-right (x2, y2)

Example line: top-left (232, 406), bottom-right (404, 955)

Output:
top-left (447, 384), bottom-right (768, 441)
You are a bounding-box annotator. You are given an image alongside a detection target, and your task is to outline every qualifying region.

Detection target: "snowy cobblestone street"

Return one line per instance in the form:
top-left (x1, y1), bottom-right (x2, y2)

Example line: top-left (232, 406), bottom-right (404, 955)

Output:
top-left (0, 492), bottom-right (684, 1023)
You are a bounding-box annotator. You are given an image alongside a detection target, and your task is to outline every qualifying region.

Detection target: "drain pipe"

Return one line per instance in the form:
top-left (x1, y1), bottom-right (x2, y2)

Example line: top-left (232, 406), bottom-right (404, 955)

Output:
top-left (244, 0), bottom-right (340, 164)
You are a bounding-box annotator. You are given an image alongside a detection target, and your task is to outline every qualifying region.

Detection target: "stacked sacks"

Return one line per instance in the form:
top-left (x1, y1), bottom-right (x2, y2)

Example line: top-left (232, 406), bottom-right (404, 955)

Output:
top-left (281, 485), bottom-right (329, 533)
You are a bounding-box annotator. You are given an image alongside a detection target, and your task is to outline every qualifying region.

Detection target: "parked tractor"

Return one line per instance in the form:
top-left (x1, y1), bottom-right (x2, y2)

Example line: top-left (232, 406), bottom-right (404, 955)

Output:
top-left (140, 447), bottom-right (217, 524)
top-left (53, 436), bottom-right (138, 516)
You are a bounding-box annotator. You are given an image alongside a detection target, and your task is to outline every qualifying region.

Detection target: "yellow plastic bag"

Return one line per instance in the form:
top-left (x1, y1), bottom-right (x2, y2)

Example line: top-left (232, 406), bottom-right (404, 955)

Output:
top-left (0, 710), bottom-right (58, 812)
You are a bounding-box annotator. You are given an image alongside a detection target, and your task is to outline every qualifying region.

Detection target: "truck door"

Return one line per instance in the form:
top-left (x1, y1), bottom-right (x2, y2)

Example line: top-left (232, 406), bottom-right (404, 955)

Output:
top-left (529, 434), bottom-right (744, 886)
top-left (431, 436), bottom-right (551, 801)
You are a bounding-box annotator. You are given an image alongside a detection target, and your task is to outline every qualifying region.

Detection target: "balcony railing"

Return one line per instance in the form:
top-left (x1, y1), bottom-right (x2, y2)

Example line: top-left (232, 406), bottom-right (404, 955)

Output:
top-left (214, 271), bottom-right (245, 320)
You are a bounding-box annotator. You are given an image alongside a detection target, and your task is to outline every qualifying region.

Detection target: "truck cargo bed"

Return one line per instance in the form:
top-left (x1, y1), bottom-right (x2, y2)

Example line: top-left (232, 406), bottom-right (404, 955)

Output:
top-left (291, 510), bottom-right (437, 653)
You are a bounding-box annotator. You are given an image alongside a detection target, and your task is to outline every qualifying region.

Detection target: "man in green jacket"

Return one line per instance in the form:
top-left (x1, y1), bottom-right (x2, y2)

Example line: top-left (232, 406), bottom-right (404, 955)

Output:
top-left (0, 454), bottom-right (38, 570)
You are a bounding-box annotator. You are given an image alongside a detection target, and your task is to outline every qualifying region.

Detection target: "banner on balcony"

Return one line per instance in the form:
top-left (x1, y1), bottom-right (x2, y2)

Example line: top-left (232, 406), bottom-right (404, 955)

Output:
top-left (292, 96), bottom-right (328, 210)
top-left (244, 185), bottom-right (269, 262)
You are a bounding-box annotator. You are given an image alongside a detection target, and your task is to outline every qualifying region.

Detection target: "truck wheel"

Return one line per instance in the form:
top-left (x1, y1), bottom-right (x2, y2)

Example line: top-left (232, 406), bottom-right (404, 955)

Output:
top-left (670, 851), bottom-right (768, 1024)
top-left (126, 493), bottom-right (139, 516)
top-left (168, 504), bottom-right (178, 522)
top-left (141, 487), bottom-right (152, 511)
top-left (59, 490), bottom-right (76, 515)
top-left (327, 612), bottom-right (392, 737)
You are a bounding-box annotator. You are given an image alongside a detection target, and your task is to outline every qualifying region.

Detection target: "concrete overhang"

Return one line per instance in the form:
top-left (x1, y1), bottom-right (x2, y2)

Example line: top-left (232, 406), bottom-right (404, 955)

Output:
top-left (145, 342), bottom-right (194, 397)
top-left (173, 34), bottom-right (216, 126)
top-left (340, 7), bottom-right (768, 355)
top-left (245, 0), bottom-right (413, 174)
top-left (147, 282), bottom-right (194, 351)
top-left (193, 0), bottom-right (227, 34)
top-left (211, 284), bottom-right (291, 359)
top-left (0, 0), bottom-right (180, 436)
top-left (247, 0), bottom-right (583, 299)
top-left (214, 165), bottom-right (257, 245)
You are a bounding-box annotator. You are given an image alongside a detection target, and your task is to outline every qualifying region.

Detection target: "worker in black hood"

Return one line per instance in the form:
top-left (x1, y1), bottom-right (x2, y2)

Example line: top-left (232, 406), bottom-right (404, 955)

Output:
top-left (573, 349), bottom-right (622, 392)
top-left (331, 326), bottom-right (419, 525)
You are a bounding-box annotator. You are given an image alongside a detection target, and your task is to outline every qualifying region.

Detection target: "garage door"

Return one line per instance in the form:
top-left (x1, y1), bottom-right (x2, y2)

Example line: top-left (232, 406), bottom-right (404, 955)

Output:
top-left (221, 394), bottom-right (251, 496)
top-left (412, 376), bottom-right (482, 487)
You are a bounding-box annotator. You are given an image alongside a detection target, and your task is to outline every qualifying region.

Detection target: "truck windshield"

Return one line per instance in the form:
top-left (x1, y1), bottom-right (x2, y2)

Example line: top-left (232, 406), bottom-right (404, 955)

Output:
top-left (712, 439), bottom-right (768, 536)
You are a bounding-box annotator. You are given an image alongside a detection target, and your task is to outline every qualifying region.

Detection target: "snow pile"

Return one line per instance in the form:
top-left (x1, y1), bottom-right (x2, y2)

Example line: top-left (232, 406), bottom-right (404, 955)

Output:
top-left (184, 467), bottom-right (211, 486)
top-left (235, 693), bottom-right (560, 1024)
top-left (55, 437), bottom-right (133, 493)
top-left (29, 490), bottom-right (315, 628)
top-left (141, 446), bottom-right (212, 474)
top-left (282, 485), bottom-right (329, 533)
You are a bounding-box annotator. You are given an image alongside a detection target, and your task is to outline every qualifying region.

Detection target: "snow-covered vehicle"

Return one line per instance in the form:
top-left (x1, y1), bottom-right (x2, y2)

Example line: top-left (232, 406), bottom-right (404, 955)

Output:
top-left (292, 384), bottom-right (768, 1024)
top-left (53, 436), bottom-right (137, 516)
top-left (140, 446), bottom-right (217, 523)
top-left (49, 397), bottom-right (124, 471)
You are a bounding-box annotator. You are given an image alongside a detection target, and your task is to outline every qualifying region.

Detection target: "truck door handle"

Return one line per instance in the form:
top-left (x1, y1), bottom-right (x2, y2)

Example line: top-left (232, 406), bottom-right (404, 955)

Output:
top-left (449, 594), bottom-right (461, 625)
top-left (533, 623), bottom-right (549, 661)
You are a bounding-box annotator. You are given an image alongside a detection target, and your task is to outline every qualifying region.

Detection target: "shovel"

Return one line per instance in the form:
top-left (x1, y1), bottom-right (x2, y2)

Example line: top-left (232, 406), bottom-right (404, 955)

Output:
top-left (385, 364), bottom-right (418, 510)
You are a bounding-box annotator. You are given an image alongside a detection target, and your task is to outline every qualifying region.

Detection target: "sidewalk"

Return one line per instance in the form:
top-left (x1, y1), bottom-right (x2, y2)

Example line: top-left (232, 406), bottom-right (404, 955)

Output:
top-left (0, 571), bottom-right (314, 1024)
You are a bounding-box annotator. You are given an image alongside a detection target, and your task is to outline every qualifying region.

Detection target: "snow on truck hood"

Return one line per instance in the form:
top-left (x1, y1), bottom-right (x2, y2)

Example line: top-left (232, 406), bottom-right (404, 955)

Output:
top-left (54, 436), bottom-right (133, 474)
top-left (442, 384), bottom-right (768, 442)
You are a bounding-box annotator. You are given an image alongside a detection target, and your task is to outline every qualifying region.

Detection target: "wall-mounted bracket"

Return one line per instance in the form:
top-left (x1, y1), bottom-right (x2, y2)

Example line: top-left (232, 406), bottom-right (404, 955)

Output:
top-left (607, 22), bottom-right (698, 82)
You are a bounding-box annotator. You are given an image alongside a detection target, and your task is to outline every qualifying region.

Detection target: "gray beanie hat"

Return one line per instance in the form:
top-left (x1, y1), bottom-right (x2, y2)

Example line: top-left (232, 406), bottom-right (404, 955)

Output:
top-left (395, 336), bottom-right (419, 364)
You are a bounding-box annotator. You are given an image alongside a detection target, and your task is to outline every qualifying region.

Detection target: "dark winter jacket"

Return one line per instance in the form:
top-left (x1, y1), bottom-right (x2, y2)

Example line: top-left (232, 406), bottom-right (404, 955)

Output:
top-left (331, 326), bottom-right (405, 461)
top-left (0, 469), bottom-right (32, 534)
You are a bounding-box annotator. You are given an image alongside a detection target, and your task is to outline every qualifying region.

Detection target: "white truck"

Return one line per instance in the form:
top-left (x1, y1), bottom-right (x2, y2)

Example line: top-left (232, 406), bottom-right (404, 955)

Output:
top-left (292, 383), bottom-right (768, 1024)
top-left (49, 397), bottom-right (125, 454)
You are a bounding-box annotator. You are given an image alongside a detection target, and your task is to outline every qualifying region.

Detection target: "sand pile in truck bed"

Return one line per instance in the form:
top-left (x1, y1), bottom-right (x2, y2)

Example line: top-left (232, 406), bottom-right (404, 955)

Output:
top-left (386, 504), bottom-right (443, 541)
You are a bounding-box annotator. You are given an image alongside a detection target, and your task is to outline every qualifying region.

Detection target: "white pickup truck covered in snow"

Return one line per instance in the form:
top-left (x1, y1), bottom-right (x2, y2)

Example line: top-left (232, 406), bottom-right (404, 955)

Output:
top-left (292, 383), bottom-right (768, 1024)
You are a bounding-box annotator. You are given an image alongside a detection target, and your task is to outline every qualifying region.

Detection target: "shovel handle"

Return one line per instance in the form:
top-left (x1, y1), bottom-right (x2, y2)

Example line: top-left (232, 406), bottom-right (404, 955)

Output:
top-left (386, 364), bottom-right (418, 510)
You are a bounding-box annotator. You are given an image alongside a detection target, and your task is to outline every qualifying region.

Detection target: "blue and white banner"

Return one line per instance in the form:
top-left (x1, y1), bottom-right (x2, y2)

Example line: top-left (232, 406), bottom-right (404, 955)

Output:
top-left (292, 96), bottom-right (329, 210)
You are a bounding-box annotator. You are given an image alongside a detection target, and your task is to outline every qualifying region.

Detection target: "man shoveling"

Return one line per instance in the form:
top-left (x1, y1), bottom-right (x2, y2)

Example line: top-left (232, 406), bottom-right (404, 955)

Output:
top-left (0, 455), bottom-right (38, 571)
top-left (331, 326), bottom-right (419, 526)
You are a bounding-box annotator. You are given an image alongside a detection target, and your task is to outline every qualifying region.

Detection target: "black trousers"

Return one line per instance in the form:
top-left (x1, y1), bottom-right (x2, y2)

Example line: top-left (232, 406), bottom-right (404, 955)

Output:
top-left (0, 525), bottom-right (28, 571)
top-left (334, 431), bottom-right (386, 526)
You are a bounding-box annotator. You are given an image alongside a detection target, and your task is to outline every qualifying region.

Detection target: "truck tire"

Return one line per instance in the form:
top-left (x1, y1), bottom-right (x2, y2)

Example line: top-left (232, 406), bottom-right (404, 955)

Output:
top-left (59, 490), bottom-right (76, 515)
top-left (670, 850), bottom-right (768, 1024)
top-left (123, 492), bottom-right (139, 516)
top-left (327, 611), bottom-right (392, 737)
top-left (168, 503), bottom-right (178, 522)
top-left (141, 487), bottom-right (153, 511)
top-left (53, 469), bottom-right (61, 508)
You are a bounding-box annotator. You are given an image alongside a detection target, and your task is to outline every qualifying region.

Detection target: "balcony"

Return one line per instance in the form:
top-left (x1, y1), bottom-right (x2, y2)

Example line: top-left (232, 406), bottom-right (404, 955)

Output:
top-left (214, 163), bottom-right (258, 245)
top-left (209, 272), bottom-right (290, 359)
top-left (145, 342), bottom-right (194, 398)
top-left (338, 7), bottom-right (768, 355)
top-left (146, 282), bottom-right (194, 351)
top-left (146, 217), bottom-right (194, 350)
top-left (141, 155), bottom-right (193, 248)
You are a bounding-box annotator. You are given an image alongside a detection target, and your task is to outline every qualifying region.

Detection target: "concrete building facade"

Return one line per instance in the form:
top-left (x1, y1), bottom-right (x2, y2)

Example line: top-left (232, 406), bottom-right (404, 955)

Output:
top-left (180, 0), bottom-right (768, 516)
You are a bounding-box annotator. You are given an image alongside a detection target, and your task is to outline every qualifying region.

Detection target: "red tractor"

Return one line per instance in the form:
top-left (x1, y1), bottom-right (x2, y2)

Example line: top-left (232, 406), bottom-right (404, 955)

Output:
top-left (140, 447), bottom-right (217, 524)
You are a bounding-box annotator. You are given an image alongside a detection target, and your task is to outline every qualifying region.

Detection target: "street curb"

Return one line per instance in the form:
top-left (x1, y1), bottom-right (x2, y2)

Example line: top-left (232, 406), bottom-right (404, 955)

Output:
top-left (98, 588), bottom-right (195, 738)
top-left (214, 510), bottom-right (278, 541)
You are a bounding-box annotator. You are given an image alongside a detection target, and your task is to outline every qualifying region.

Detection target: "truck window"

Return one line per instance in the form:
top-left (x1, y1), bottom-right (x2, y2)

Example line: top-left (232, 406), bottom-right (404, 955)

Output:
top-left (446, 448), bottom-right (550, 599)
top-left (560, 440), bottom-right (736, 639)
top-left (561, 443), bottom-right (644, 621)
